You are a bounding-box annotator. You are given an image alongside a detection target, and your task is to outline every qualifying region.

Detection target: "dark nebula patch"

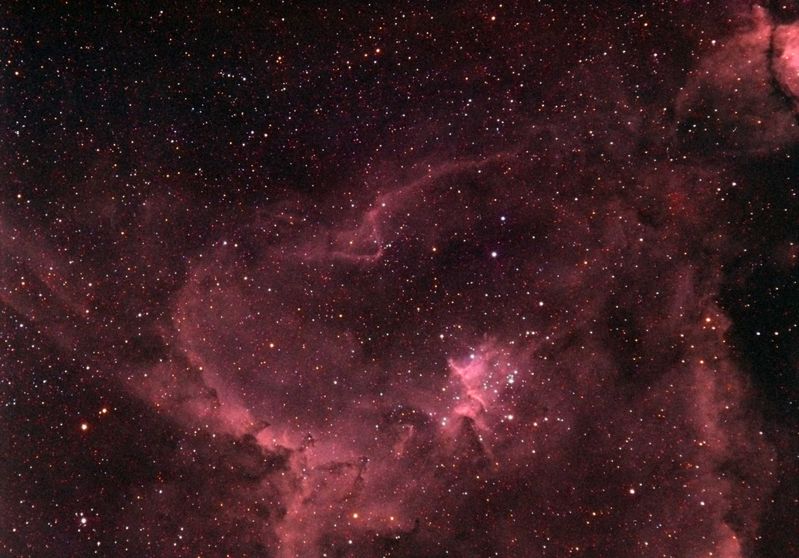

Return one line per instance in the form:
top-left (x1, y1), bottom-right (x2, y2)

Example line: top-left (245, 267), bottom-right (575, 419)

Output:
top-left (1, 2), bottom-right (798, 557)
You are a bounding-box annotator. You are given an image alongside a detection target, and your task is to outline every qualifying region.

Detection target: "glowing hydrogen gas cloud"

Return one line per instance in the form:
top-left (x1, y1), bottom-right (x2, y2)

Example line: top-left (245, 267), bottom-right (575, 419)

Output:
top-left (2, 2), bottom-right (798, 557)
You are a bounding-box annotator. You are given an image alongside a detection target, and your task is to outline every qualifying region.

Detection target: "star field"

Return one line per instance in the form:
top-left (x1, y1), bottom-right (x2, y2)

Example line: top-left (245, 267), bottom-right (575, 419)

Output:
top-left (2, 2), bottom-right (799, 557)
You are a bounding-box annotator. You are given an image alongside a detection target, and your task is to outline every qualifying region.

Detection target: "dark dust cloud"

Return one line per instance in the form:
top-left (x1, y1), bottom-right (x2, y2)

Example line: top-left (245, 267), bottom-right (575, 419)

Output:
top-left (1, 2), bottom-right (798, 557)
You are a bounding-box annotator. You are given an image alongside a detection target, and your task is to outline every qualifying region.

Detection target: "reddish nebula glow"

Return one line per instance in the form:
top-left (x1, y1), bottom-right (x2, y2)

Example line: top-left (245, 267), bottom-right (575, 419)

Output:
top-left (2, 2), bottom-right (798, 557)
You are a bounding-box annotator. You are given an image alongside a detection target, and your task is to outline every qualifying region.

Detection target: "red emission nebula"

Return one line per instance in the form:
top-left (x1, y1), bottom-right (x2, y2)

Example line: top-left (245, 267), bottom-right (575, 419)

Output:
top-left (2, 2), bottom-right (799, 557)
